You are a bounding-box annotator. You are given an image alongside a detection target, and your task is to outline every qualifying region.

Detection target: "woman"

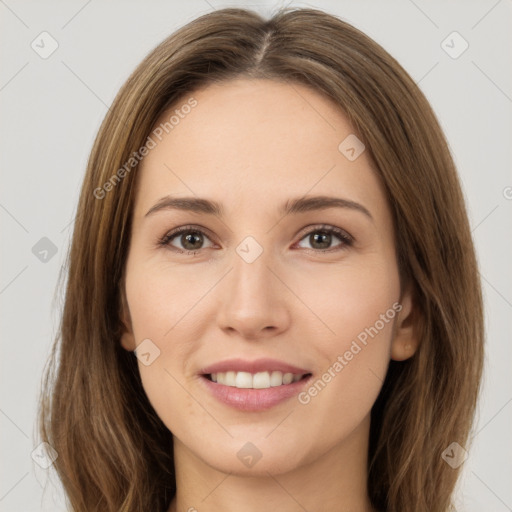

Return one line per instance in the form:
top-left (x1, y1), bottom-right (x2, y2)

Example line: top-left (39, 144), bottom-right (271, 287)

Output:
top-left (38, 7), bottom-right (484, 512)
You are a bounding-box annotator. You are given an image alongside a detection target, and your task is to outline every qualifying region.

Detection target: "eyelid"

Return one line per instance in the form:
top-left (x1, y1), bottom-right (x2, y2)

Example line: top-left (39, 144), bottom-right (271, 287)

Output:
top-left (295, 223), bottom-right (353, 243)
top-left (158, 223), bottom-right (354, 254)
top-left (158, 224), bottom-right (217, 251)
top-left (293, 224), bottom-right (353, 253)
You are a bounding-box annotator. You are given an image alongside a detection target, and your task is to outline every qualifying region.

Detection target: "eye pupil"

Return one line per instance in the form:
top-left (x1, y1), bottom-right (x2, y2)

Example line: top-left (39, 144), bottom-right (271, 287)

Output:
top-left (182, 232), bottom-right (203, 250)
top-left (311, 232), bottom-right (331, 249)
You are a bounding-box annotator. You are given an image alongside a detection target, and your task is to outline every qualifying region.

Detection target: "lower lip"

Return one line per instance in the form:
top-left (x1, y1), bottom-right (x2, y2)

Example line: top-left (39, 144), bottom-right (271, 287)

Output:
top-left (200, 375), bottom-right (312, 411)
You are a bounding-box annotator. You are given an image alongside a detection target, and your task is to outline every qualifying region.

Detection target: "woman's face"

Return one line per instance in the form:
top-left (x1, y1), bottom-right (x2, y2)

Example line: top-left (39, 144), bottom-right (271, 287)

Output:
top-left (120, 78), bottom-right (415, 476)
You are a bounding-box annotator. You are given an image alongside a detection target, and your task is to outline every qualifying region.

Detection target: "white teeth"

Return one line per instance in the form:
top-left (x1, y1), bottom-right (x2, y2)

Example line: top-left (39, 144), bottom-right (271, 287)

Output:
top-left (225, 371), bottom-right (236, 387)
top-left (282, 373), bottom-right (293, 385)
top-left (211, 370), bottom-right (304, 389)
top-left (270, 371), bottom-right (283, 387)
top-left (253, 372), bottom-right (270, 389)
top-left (235, 371), bottom-right (252, 388)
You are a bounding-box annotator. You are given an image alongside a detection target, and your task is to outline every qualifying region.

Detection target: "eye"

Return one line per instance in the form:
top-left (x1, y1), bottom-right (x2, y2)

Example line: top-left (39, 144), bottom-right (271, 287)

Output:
top-left (158, 225), bottom-right (215, 254)
top-left (158, 224), bottom-right (353, 255)
top-left (295, 225), bottom-right (353, 252)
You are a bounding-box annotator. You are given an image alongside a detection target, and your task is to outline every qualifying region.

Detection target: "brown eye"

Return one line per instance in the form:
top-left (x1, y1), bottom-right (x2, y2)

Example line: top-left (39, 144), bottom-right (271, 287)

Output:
top-left (159, 227), bottom-right (214, 253)
top-left (177, 231), bottom-right (204, 251)
top-left (308, 231), bottom-right (334, 250)
top-left (296, 226), bottom-right (353, 252)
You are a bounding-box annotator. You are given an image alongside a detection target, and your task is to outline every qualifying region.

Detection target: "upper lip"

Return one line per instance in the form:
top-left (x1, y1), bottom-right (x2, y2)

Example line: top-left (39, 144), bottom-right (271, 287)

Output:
top-left (200, 358), bottom-right (311, 375)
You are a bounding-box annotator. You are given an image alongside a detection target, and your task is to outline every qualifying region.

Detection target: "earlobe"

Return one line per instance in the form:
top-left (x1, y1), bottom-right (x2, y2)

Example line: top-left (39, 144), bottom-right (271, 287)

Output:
top-left (390, 286), bottom-right (420, 361)
top-left (120, 330), bottom-right (136, 352)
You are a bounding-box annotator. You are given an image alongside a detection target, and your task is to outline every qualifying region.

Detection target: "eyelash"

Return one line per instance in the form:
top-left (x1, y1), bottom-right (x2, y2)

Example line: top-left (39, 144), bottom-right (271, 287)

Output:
top-left (157, 224), bottom-right (354, 256)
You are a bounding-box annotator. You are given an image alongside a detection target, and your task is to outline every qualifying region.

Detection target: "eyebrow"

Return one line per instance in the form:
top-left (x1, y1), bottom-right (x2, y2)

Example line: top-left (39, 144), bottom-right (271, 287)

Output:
top-left (144, 194), bottom-right (373, 221)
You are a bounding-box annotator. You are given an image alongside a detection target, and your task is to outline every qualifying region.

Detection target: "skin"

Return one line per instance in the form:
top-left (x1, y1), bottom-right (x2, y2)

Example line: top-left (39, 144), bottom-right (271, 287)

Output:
top-left (120, 78), bottom-right (418, 512)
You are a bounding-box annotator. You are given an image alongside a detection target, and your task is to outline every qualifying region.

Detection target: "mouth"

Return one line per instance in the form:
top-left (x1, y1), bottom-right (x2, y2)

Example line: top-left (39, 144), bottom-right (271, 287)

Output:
top-left (198, 358), bottom-right (313, 411)
top-left (203, 370), bottom-right (311, 389)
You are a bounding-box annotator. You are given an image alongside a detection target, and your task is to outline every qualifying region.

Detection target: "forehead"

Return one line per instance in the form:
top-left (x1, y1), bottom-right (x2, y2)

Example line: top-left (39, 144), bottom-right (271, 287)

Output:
top-left (134, 78), bottom-right (386, 221)
top-left (149, 77), bottom-right (353, 163)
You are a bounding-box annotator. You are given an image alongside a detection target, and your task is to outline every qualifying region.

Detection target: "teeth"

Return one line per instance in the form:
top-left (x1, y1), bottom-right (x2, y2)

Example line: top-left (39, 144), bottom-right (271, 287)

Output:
top-left (226, 371), bottom-right (236, 386)
top-left (282, 372), bottom-right (293, 385)
top-left (211, 370), bottom-right (305, 389)
top-left (235, 371), bottom-right (252, 388)
top-left (253, 371), bottom-right (270, 389)
top-left (270, 371), bottom-right (283, 387)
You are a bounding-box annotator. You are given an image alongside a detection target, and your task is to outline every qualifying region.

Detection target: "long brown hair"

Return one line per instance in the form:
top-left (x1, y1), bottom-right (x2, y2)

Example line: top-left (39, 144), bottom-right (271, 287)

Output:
top-left (37, 7), bottom-right (484, 511)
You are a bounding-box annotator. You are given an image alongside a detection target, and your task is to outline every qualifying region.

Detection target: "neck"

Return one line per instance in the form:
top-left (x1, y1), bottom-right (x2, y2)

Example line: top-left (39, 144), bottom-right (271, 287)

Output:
top-left (167, 414), bottom-right (377, 512)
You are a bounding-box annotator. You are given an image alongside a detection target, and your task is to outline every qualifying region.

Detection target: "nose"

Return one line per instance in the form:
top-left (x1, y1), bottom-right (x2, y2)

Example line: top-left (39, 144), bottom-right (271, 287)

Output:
top-left (216, 245), bottom-right (290, 340)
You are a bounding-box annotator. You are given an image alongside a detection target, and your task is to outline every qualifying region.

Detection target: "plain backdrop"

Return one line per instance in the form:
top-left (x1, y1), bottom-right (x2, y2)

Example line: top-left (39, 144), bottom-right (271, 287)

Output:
top-left (1, 1), bottom-right (511, 510)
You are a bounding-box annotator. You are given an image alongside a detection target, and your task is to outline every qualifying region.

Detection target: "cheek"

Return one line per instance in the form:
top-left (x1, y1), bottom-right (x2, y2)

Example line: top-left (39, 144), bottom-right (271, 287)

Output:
top-left (123, 263), bottom-right (208, 424)
top-left (125, 260), bottom-right (210, 346)
top-left (296, 311), bottom-right (396, 448)
top-left (295, 257), bottom-right (400, 417)
top-left (305, 254), bottom-right (400, 348)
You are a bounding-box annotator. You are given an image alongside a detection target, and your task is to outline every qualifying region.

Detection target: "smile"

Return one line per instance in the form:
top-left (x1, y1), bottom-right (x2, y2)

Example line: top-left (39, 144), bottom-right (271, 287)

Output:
top-left (199, 358), bottom-right (313, 411)
top-left (206, 370), bottom-right (308, 388)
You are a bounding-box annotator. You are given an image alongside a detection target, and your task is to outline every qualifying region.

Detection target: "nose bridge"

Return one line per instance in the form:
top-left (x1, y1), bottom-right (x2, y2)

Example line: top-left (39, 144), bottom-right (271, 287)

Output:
top-left (232, 239), bottom-right (272, 298)
top-left (216, 235), bottom-right (288, 337)
top-left (230, 236), bottom-right (275, 311)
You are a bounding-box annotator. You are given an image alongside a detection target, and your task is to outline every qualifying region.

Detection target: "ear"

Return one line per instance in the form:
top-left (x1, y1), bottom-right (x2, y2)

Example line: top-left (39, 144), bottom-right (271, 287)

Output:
top-left (390, 284), bottom-right (420, 361)
top-left (119, 284), bottom-right (136, 352)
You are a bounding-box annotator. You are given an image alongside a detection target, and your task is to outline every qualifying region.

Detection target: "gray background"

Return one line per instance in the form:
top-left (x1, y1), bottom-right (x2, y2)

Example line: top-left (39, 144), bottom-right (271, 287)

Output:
top-left (1, 0), bottom-right (511, 510)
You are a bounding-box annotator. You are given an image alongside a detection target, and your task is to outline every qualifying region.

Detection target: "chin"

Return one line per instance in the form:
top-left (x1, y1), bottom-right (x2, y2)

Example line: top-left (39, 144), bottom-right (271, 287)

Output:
top-left (187, 435), bottom-right (312, 477)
